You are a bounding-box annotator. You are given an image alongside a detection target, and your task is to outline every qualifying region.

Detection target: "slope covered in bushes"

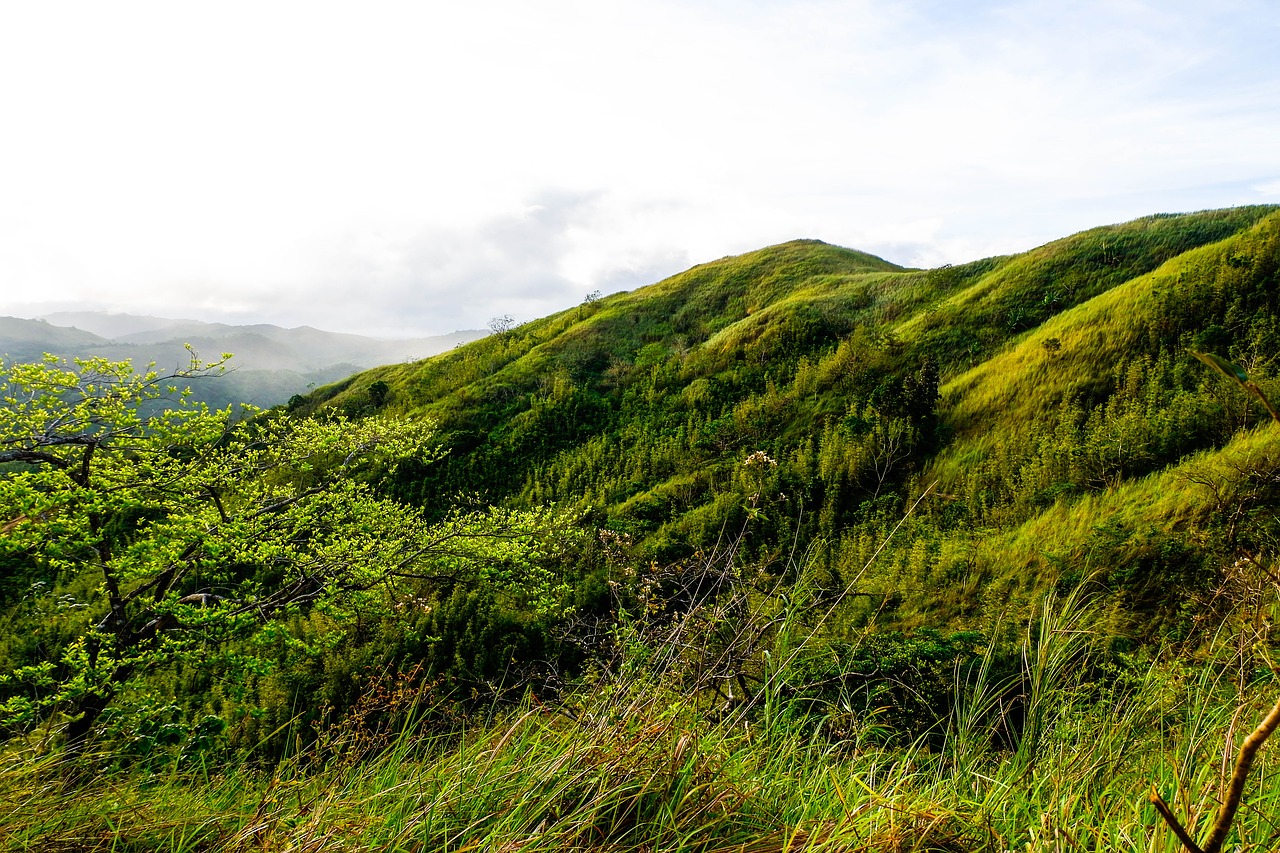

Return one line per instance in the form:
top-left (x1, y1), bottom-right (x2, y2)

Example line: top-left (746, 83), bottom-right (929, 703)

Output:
top-left (6, 207), bottom-right (1280, 852)
top-left (305, 205), bottom-right (1280, 637)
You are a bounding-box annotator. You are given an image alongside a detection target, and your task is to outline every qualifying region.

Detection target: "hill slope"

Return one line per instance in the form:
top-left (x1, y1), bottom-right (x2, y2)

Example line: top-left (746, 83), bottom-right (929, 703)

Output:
top-left (8, 209), bottom-right (1280, 845)
top-left (300, 206), bottom-right (1280, 636)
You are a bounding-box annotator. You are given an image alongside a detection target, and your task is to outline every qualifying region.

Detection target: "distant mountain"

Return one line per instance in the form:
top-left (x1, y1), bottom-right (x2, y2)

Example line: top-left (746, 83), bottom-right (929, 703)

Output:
top-left (0, 313), bottom-right (486, 408)
top-left (34, 312), bottom-right (198, 340)
top-left (0, 316), bottom-right (107, 351)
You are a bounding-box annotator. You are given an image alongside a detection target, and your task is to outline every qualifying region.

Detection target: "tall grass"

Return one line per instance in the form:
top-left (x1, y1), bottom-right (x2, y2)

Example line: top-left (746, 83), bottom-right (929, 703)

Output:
top-left (4, 583), bottom-right (1279, 852)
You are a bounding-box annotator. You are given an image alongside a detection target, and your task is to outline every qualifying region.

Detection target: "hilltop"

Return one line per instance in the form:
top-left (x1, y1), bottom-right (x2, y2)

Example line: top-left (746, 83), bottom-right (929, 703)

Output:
top-left (300, 205), bottom-right (1280, 635)
top-left (6, 207), bottom-right (1280, 851)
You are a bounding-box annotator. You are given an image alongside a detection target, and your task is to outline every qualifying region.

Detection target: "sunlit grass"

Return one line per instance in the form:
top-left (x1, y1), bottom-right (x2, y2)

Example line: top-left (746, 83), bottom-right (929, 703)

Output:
top-left (11, 208), bottom-right (1280, 851)
top-left (5, 587), bottom-right (1280, 852)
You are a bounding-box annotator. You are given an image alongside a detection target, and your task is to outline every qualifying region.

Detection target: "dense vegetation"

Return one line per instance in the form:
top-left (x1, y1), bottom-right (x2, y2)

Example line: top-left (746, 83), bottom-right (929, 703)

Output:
top-left (306, 205), bottom-right (1280, 637)
top-left (4, 206), bottom-right (1280, 851)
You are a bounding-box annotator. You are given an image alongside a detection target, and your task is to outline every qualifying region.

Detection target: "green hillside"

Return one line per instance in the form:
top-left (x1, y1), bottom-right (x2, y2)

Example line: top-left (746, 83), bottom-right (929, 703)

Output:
top-left (299, 205), bottom-right (1280, 636)
top-left (6, 207), bottom-right (1280, 851)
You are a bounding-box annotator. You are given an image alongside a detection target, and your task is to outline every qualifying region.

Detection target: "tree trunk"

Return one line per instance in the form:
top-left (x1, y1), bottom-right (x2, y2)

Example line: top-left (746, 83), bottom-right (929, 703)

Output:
top-left (63, 691), bottom-right (111, 750)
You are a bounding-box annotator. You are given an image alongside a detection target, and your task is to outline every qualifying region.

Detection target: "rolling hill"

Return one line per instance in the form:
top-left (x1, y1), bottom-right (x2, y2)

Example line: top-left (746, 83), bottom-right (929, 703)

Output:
top-left (7, 207), bottom-right (1280, 852)
top-left (297, 205), bottom-right (1280, 636)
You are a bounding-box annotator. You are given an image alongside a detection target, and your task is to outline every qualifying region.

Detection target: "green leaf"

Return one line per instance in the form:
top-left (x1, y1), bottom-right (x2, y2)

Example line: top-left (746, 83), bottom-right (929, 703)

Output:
top-left (1189, 350), bottom-right (1250, 385)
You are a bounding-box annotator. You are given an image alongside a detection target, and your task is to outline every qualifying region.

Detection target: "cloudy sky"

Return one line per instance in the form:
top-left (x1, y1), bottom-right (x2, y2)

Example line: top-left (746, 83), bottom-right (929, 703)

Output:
top-left (1, 0), bottom-right (1278, 338)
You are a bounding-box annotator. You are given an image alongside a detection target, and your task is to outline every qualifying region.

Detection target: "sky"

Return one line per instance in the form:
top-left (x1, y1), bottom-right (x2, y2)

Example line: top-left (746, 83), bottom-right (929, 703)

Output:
top-left (1, 0), bottom-right (1278, 339)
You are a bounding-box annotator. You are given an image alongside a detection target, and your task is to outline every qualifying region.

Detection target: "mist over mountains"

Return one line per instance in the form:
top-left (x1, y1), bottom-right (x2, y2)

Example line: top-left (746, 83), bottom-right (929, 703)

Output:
top-left (0, 312), bottom-right (486, 408)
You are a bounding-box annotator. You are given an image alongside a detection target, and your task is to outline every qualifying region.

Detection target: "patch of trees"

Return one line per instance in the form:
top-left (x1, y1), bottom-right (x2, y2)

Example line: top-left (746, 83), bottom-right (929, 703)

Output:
top-left (0, 354), bottom-right (581, 754)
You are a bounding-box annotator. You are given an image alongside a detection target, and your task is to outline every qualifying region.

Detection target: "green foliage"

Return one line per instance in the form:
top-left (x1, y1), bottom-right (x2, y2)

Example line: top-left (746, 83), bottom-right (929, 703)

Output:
top-left (4, 580), bottom-right (1280, 852)
top-left (0, 354), bottom-right (581, 751)
top-left (9, 207), bottom-right (1280, 848)
top-left (289, 206), bottom-right (1280, 639)
top-left (787, 628), bottom-right (986, 744)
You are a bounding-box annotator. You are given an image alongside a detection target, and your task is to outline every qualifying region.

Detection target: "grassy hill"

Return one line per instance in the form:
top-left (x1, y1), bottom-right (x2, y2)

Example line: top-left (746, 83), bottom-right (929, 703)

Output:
top-left (296, 205), bottom-right (1280, 638)
top-left (7, 207), bottom-right (1280, 852)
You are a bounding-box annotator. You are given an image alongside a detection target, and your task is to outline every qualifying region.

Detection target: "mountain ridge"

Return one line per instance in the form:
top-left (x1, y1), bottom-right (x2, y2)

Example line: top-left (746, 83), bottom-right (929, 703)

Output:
top-left (9, 209), bottom-right (1280, 845)
top-left (0, 312), bottom-right (487, 408)
top-left (297, 204), bottom-right (1280, 634)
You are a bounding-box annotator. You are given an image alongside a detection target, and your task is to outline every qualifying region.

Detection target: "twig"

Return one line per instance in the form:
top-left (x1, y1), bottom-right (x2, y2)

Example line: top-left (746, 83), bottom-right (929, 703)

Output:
top-left (1150, 786), bottom-right (1204, 853)
top-left (1201, 693), bottom-right (1280, 853)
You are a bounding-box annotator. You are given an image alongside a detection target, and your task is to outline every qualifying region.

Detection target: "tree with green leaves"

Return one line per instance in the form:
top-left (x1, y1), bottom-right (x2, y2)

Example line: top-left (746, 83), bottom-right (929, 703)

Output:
top-left (0, 353), bottom-right (574, 749)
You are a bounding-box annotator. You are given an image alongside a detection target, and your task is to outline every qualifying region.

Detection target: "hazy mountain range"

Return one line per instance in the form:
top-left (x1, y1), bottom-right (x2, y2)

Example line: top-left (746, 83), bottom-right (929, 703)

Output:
top-left (0, 312), bottom-right (486, 408)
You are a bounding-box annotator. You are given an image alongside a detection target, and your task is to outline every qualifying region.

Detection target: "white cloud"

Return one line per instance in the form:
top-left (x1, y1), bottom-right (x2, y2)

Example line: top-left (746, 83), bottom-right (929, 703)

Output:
top-left (1253, 180), bottom-right (1280, 199)
top-left (0, 0), bottom-right (1278, 335)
